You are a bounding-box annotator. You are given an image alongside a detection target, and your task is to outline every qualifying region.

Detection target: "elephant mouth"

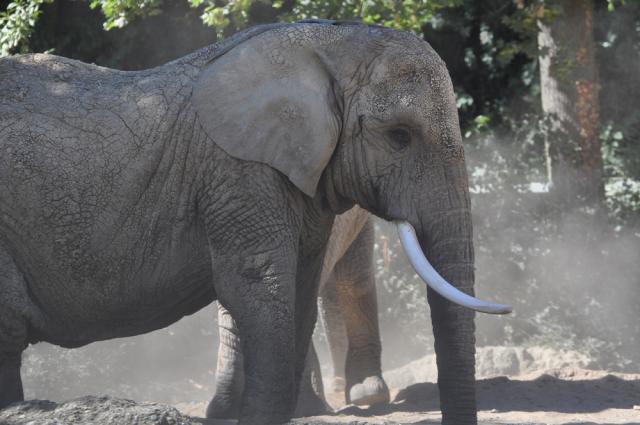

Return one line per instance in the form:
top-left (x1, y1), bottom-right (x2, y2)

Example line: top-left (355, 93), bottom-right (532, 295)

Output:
top-left (395, 220), bottom-right (512, 315)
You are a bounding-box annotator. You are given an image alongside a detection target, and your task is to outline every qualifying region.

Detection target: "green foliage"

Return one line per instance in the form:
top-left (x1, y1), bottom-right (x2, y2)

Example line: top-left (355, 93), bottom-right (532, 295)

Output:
top-left (606, 179), bottom-right (640, 226)
top-left (607, 0), bottom-right (626, 12)
top-left (163, 0), bottom-right (464, 40)
top-left (501, 4), bottom-right (543, 58)
top-left (597, 0), bottom-right (640, 182)
top-left (88, 0), bottom-right (163, 29)
top-left (281, 0), bottom-right (462, 34)
top-left (187, 0), bottom-right (253, 39)
top-left (473, 114), bottom-right (491, 130)
top-left (500, 1), bottom-right (561, 59)
top-left (0, 0), bottom-right (51, 56)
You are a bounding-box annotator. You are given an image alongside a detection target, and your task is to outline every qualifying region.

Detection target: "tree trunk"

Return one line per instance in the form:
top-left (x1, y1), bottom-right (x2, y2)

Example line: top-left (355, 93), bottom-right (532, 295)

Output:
top-left (538, 0), bottom-right (604, 208)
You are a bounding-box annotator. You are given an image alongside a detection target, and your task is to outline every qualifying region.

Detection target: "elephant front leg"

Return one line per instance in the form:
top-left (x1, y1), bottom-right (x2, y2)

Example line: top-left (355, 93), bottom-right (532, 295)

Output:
top-left (292, 210), bottom-right (335, 417)
top-left (208, 232), bottom-right (300, 425)
top-left (207, 303), bottom-right (244, 419)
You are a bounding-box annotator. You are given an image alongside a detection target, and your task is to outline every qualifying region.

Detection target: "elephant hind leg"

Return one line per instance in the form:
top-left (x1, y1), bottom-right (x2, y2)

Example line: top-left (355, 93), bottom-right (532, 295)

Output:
top-left (317, 272), bottom-right (348, 394)
top-left (0, 352), bottom-right (23, 410)
top-left (207, 303), bottom-right (244, 420)
top-left (0, 247), bottom-right (30, 410)
top-left (294, 341), bottom-right (331, 417)
top-left (334, 219), bottom-right (389, 406)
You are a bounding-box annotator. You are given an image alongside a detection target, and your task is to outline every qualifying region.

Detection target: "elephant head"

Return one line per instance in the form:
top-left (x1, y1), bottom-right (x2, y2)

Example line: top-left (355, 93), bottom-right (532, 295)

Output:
top-left (192, 21), bottom-right (510, 424)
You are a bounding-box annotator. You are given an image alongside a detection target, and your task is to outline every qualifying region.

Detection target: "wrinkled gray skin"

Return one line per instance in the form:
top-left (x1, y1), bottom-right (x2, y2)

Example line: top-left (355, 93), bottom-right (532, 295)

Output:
top-left (209, 207), bottom-right (390, 419)
top-left (0, 22), bottom-right (477, 424)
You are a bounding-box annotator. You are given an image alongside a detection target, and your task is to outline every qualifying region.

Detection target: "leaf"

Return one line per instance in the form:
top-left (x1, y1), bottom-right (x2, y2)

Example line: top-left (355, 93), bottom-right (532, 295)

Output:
top-left (0, 0), bottom-right (53, 57)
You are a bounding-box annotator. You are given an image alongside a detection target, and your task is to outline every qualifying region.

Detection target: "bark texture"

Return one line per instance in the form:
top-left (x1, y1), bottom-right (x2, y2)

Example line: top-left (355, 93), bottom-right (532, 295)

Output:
top-left (538, 0), bottom-right (604, 207)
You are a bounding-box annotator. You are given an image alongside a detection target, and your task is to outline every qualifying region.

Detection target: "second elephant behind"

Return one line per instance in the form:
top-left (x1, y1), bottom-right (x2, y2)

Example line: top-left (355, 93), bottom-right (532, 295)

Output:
top-left (208, 206), bottom-right (390, 419)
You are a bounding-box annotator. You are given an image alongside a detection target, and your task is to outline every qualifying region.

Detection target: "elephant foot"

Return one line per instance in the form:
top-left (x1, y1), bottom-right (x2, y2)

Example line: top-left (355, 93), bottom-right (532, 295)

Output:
top-left (206, 394), bottom-right (240, 420)
top-left (348, 376), bottom-right (390, 406)
top-left (329, 376), bottom-right (346, 393)
top-left (294, 390), bottom-right (331, 417)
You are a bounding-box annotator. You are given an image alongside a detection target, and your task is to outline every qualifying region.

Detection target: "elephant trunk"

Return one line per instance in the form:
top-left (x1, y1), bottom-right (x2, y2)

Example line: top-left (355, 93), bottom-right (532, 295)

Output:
top-left (394, 159), bottom-right (509, 422)
top-left (420, 208), bottom-right (478, 424)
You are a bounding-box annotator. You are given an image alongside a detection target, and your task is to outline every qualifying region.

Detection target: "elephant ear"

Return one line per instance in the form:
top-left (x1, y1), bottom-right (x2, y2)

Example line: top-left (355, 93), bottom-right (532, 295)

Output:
top-left (191, 29), bottom-right (340, 197)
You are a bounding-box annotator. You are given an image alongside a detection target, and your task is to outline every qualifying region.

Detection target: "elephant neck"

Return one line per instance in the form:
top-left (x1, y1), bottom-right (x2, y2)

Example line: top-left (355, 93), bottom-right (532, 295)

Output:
top-left (319, 169), bottom-right (356, 215)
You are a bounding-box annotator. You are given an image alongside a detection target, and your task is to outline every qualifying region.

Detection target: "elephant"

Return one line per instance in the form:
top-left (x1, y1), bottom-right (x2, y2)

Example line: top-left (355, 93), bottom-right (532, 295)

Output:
top-left (0, 20), bottom-right (510, 425)
top-left (209, 206), bottom-right (390, 419)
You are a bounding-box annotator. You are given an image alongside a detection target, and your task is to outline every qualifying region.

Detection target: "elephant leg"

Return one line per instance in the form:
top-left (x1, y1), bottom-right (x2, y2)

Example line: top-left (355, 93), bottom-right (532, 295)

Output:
top-left (292, 213), bottom-right (335, 417)
top-left (334, 219), bottom-right (389, 406)
top-left (317, 273), bottom-right (348, 394)
top-left (220, 271), bottom-right (296, 425)
top-left (208, 239), bottom-right (299, 424)
top-left (294, 341), bottom-right (330, 417)
top-left (0, 248), bottom-right (28, 410)
top-left (0, 352), bottom-right (23, 410)
top-left (206, 302), bottom-right (244, 419)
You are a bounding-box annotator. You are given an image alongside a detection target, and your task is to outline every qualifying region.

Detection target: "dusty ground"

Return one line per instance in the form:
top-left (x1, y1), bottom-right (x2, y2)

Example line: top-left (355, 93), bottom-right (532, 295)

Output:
top-left (3, 368), bottom-right (639, 425)
top-left (170, 367), bottom-right (640, 425)
top-left (5, 347), bottom-right (639, 425)
top-left (312, 368), bottom-right (640, 424)
top-left (173, 347), bottom-right (640, 425)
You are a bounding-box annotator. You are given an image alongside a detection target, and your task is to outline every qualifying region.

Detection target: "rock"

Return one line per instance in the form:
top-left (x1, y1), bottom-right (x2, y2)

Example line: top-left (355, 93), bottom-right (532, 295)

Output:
top-left (475, 346), bottom-right (522, 377)
top-left (382, 354), bottom-right (437, 390)
top-left (0, 396), bottom-right (198, 425)
top-left (383, 346), bottom-right (593, 390)
top-left (475, 346), bottom-right (593, 379)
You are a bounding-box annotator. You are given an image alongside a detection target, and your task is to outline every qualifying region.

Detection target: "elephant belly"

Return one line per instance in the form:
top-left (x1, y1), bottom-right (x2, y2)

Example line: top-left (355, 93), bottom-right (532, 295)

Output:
top-left (21, 241), bottom-right (215, 348)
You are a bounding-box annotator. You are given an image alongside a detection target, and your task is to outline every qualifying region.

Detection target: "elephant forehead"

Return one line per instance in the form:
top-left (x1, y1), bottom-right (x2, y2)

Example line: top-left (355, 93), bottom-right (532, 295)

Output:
top-left (367, 41), bottom-right (450, 105)
top-left (368, 65), bottom-right (454, 121)
top-left (366, 62), bottom-right (463, 160)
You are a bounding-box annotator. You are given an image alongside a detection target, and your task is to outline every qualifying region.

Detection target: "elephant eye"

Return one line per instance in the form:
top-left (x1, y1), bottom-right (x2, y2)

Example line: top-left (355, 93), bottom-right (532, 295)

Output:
top-left (386, 127), bottom-right (411, 151)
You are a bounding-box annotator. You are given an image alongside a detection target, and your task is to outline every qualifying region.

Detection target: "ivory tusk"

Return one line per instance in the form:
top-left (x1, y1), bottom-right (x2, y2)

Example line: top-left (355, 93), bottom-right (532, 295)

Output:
top-left (396, 220), bottom-right (512, 315)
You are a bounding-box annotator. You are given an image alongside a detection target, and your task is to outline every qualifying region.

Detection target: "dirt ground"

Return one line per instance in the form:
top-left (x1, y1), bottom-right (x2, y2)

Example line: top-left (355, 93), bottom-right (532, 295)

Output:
top-left (173, 346), bottom-right (640, 425)
top-left (10, 345), bottom-right (637, 425)
top-left (310, 368), bottom-right (640, 425)
top-left (3, 367), bottom-right (638, 425)
top-left (175, 367), bottom-right (640, 425)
